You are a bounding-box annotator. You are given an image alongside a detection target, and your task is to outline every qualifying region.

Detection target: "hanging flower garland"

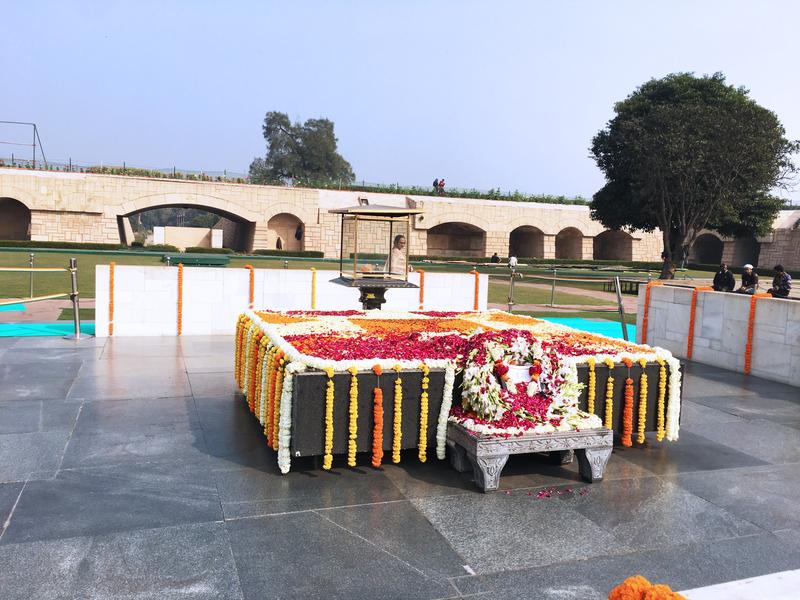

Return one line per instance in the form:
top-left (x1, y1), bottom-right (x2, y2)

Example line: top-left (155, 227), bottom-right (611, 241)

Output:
top-left (272, 354), bottom-right (286, 451)
top-left (265, 346), bottom-right (278, 442)
top-left (621, 357), bottom-right (634, 447)
top-left (637, 358), bottom-right (648, 444)
top-left (603, 358), bottom-right (615, 429)
top-left (176, 263), bottom-right (184, 336)
top-left (586, 357), bottom-right (596, 415)
top-left (392, 364), bottom-right (403, 463)
top-left (418, 269), bottom-right (425, 310)
top-left (418, 363), bottom-right (430, 463)
top-left (347, 366), bottom-right (359, 467)
top-left (640, 281), bottom-right (663, 345)
top-left (323, 367), bottom-right (335, 470)
top-left (436, 364), bottom-right (455, 459)
top-left (248, 332), bottom-right (264, 412)
top-left (371, 365), bottom-right (384, 468)
top-left (655, 357), bottom-right (667, 441)
top-left (253, 337), bottom-right (267, 415)
top-left (258, 340), bottom-right (273, 425)
top-left (277, 362), bottom-right (298, 474)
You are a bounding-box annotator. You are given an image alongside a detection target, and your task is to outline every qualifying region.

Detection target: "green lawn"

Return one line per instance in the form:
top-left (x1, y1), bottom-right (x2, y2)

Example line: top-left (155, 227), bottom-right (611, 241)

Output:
top-left (57, 308), bottom-right (96, 321)
top-left (488, 281), bottom-right (616, 307)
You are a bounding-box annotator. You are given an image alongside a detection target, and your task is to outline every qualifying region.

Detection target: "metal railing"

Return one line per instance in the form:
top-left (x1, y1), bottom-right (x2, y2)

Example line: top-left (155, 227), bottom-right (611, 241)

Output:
top-left (0, 257), bottom-right (83, 339)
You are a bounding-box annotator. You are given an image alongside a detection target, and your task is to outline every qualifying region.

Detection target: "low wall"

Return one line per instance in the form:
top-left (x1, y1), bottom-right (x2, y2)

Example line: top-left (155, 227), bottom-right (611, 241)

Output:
top-left (94, 265), bottom-right (489, 337)
top-left (636, 285), bottom-right (800, 386)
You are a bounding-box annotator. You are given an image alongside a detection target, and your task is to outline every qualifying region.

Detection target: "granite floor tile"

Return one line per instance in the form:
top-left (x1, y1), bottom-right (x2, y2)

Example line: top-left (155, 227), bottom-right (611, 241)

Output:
top-left (11, 336), bottom-right (106, 349)
top-left (0, 338), bottom-right (19, 349)
top-left (411, 489), bottom-right (631, 573)
top-left (0, 481), bottom-right (24, 530)
top-left (319, 500), bottom-right (467, 578)
top-left (185, 354), bottom-right (235, 373)
top-left (618, 430), bottom-right (769, 475)
top-left (571, 477), bottom-right (762, 550)
top-left (61, 428), bottom-right (210, 469)
top-left (66, 371), bottom-right (192, 401)
top-left (677, 464), bottom-right (800, 531)
top-left (0, 432), bottom-right (69, 482)
top-left (73, 396), bottom-right (199, 435)
top-left (678, 400), bottom-right (745, 427)
top-left (215, 463), bottom-right (405, 518)
top-left (99, 339), bottom-right (185, 360)
top-left (226, 512), bottom-right (453, 600)
top-left (189, 372), bottom-right (239, 398)
top-left (683, 419), bottom-right (800, 464)
top-left (1, 461), bottom-right (222, 543)
top-left (77, 355), bottom-right (186, 378)
top-left (454, 532), bottom-right (800, 598)
top-left (0, 522), bottom-right (243, 600)
top-left (688, 394), bottom-right (800, 424)
top-left (0, 376), bottom-right (76, 402)
top-left (0, 360), bottom-right (82, 382)
top-left (0, 400), bottom-right (80, 434)
top-left (0, 346), bottom-right (103, 365)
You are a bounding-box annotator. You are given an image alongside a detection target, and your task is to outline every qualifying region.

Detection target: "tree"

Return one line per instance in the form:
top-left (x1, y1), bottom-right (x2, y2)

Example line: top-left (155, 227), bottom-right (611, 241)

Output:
top-left (249, 111), bottom-right (355, 185)
top-left (590, 73), bottom-right (798, 265)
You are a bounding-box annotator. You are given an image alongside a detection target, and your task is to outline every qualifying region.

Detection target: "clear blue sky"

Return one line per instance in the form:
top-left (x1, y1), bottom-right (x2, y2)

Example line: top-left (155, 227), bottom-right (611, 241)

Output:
top-left (2, 1), bottom-right (799, 203)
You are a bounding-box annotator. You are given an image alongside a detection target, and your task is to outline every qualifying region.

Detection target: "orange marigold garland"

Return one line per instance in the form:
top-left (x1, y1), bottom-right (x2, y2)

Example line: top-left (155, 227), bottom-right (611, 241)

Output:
top-left (176, 263), bottom-right (184, 336)
top-left (417, 269), bottom-right (425, 310)
top-left (687, 286), bottom-right (713, 359)
top-left (392, 364), bottom-right (403, 463)
top-left (248, 332), bottom-right (264, 412)
top-left (108, 262), bottom-right (115, 337)
top-left (418, 363), bottom-right (430, 463)
top-left (656, 357), bottom-right (667, 442)
top-left (586, 357), bottom-right (596, 415)
top-left (603, 358), bottom-right (615, 429)
top-left (245, 264), bottom-right (255, 308)
top-left (637, 358), bottom-right (648, 445)
top-left (744, 293), bottom-right (768, 374)
top-left (323, 367), bottom-right (335, 470)
top-left (371, 365), bottom-right (384, 468)
top-left (640, 281), bottom-right (663, 345)
top-left (347, 366), bottom-right (359, 467)
top-left (621, 358), bottom-right (634, 447)
top-left (609, 575), bottom-right (686, 599)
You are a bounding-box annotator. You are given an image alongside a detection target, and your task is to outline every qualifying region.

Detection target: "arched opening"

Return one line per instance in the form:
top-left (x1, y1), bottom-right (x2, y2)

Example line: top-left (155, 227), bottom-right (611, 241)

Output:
top-left (124, 204), bottom-right (255, 252)
top-left (509, 226), bottom-right (544, 258)
top-left (0, 198), bottom-right (31, 240)
top-left (426, 222), bottom-right (486, 257)
top-left (593, 230), bottom-right (633, 261)
top-left (555, 227), bottom-right (583, 259)
top-left (267, 213), bottom-right (304, 252)
top-left (689, 233), bottom-right (724, 265)
top-left (731, 235), bottom-right (761, 267)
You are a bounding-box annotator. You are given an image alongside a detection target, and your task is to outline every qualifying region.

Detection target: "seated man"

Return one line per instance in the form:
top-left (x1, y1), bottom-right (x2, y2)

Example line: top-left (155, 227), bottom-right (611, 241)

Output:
top-left (735, 264), bottom-right (759, 295)
top-left (712, 263), bottom-right (735, 292)
top-left (384, 234), bottom-right (413, 276)
top-left (767, 264), bottom-right (792, 298)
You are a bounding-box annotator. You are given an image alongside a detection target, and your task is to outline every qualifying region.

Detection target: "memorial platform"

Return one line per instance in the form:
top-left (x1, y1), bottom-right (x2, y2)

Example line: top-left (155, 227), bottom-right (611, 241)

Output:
top-left (1, 335), bottom-right (799, 598)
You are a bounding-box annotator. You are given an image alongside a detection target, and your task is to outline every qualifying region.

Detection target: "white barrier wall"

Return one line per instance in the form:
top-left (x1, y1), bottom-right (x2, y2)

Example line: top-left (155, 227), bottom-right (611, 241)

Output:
top-left (95, 265), bottom-right (489, 337)
top-left (636, 285), bottom-right (800, 386)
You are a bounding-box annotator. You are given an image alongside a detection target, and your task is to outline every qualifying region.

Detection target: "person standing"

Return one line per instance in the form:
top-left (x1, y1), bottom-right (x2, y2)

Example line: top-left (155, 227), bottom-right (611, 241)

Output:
top-left (659, 252), bottom-right (676, 280)
top-left (767, 264), bottom-right (792, 298)
top-left (712, 263), bottom-right (735, 292)
top-left (508, 255), bottom-right (518, 269)
top-left (432, 178), bottom-right (439, 194)
top-left (438, 178), bottom-right (445, 195)
top-left (735, 264), bottom-right (759, 295)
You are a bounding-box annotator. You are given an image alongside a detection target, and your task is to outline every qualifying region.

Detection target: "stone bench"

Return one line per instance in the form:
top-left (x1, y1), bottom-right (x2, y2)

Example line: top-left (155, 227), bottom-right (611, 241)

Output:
top-left (446, 422), bottom-right (613, 492)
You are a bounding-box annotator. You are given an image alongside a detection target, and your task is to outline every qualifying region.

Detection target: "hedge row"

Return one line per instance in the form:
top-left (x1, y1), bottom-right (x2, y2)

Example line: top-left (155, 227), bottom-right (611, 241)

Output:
top-left (253, 249), bottom-right (325, 258)
top-left (138, 244), bottom-right (180, 252)
top-left (0, 240), bottom-right (125, 250)
top-left (184, 246), bottom-right (235, 254)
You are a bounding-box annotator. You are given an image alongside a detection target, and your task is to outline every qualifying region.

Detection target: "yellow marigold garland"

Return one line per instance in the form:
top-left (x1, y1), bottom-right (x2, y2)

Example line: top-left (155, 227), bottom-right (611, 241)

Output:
top-left (603, 358), bottom-right (615, 430)
top-left (272, 354), bottom-right (285, 451)
top-left (323, 367), bottom-right (335, 470)
top-left (248, 332), bottom-right (264, 412)
top-left (392, 364), bottom-right (403, 463)
top-left (586, 357), bottom-right (596, 415)
top-left (264, 347), bottom-right (277, 440)
top-left (656, 357), bottom-right (667, 442)
top-left (418, 363), bottom-right (430, 463)
top-left (637, 358), bottom-right (648, 445)
top-left (347, 366), bottom-right (359, 467)
top-left (371, 365), bottom-right (384, 468)
top-left (252, 336), bottom-right (267, 415)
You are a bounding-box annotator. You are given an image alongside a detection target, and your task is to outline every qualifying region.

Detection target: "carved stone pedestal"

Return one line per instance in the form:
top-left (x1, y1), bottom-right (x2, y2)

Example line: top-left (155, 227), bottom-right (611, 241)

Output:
top-left (446, 423), bottom-right (613, 492)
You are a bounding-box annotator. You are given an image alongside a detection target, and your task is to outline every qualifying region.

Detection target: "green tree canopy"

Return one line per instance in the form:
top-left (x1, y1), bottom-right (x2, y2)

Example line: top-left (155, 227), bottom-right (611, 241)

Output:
top-left (249, 111), bottom-right (355, 185)
top-left (590, 73), bottom-right (798, 264)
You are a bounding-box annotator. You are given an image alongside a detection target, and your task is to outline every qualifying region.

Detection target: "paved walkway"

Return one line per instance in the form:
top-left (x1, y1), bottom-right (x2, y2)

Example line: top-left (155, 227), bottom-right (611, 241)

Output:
top-left (0, 299), bottom-right (95, 322)
top-left (1, 335), bottom-right (799, 599)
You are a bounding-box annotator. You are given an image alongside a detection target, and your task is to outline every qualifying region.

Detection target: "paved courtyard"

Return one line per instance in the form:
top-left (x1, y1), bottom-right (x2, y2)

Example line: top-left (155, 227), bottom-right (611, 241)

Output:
top-left (1, 334), bottom-right (799, 599)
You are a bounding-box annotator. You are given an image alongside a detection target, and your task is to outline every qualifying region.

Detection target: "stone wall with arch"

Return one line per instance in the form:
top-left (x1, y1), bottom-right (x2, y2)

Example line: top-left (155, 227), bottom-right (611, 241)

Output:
top-left (555, 227), bottom-right (585, 259)
top-left (509, 225), bottom-right (544, 258)
top-left (690, 233), bottom-right (724, 265)
top-left (593, 230), bottom-right (633, 261)
top-left (426, 222), bottom-right (487, 257)
top-left (0, 197), bottom-right (31, 240)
